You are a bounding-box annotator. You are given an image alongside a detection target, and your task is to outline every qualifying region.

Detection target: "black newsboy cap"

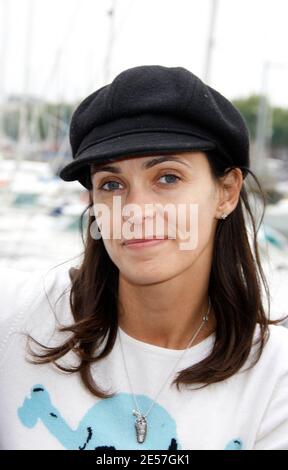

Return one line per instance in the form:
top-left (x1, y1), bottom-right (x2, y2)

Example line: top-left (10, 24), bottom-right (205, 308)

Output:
top-left (59, 65), bottom-right (250, 189)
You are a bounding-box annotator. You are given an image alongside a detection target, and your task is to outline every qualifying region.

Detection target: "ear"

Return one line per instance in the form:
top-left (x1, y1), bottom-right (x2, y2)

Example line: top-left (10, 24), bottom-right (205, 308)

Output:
top-left (215, 168), bottom-right (243, 219)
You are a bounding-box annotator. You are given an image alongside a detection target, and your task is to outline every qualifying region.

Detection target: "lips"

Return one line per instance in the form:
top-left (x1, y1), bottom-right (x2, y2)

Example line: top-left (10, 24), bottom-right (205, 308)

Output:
top-left (123, 237), bottom-right (167, 246)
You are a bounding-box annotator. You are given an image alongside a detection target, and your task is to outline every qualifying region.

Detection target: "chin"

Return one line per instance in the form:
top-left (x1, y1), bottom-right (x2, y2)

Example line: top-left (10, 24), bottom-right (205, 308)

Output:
top-left (119, 264), bottom-right (179, 286)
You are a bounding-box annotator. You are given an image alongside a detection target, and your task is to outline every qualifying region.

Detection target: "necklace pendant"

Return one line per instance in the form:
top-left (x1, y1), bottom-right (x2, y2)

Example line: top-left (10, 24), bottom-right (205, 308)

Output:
top-left (133, 410), bottom-right (147, 443)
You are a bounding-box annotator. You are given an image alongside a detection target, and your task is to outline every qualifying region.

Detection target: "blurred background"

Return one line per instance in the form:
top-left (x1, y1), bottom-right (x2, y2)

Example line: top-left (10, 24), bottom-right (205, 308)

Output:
top-left (0, 0), bottom-right (287, 321)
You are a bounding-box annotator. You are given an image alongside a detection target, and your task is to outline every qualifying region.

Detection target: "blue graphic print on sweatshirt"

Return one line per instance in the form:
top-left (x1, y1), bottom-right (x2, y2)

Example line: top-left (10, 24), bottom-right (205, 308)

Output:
top-left (18, 384), bottom-right (243, 450)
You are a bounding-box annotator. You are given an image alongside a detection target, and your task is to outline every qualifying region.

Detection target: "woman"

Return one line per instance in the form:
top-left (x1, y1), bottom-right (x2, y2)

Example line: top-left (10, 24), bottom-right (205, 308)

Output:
top-left (0, 65), bottom-right (288, 450)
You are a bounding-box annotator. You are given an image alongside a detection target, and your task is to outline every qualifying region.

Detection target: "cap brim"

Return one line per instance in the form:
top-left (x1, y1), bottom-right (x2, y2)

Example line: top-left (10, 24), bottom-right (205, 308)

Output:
top-left (59, 131), bottom-right (216, 187)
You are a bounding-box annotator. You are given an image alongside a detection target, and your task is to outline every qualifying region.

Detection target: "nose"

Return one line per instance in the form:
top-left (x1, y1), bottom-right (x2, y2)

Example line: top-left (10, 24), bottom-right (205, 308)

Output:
top-left (122, 203), bottom-right (156, 225)
top-left (121, 186), bottom-right (157, 225)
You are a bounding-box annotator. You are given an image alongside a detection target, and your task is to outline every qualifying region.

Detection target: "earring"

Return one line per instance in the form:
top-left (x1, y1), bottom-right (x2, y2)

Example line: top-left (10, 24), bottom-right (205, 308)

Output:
top-left (220, 213), bottom-right (228, 220)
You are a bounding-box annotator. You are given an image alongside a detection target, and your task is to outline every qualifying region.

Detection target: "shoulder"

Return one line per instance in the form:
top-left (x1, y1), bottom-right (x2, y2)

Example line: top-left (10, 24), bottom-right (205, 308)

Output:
top-left (0, 264), bottom-right (73, 317)
top-left (0, 263), bottom-right (74, 354)
top-left (248, 323), bottom-right (288, 384)
top-left (269, 322), bottom-right (288, 342)
top-left (260, 323), bottom-right (288, 358)
top-left (41, 263), bottom-right (74, 302)
top-left (252, 324), bottom-right (288, 449)
top-left (0, 267), bottom-right (42, 323)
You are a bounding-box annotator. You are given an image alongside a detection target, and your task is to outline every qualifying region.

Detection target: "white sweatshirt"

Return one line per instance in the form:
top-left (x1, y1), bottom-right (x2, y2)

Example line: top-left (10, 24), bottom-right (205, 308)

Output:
top-left (0, 264), bottom-right (288, 450)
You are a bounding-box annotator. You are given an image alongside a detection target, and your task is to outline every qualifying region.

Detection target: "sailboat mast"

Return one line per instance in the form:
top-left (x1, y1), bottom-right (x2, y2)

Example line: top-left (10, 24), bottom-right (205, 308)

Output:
top-left (103, 0), bottom-right (117, 84)
top-left (0, 0), bottom-right (9, 144)
top-left (17, 0), bottom-right (34, 168)
top-left (203, 0), bottom-right (219, 84)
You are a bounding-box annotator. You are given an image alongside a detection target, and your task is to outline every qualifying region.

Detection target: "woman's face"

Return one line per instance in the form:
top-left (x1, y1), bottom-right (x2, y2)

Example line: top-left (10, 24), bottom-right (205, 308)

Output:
top-left (90, 151), bottom-right (233, 285)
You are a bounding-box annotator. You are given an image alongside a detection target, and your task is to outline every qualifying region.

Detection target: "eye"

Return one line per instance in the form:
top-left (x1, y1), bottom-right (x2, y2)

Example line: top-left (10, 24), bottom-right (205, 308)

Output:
top-left (158, 174), bottom-right (181, 185)
top-left (99, 180), bottom-right (124, 191)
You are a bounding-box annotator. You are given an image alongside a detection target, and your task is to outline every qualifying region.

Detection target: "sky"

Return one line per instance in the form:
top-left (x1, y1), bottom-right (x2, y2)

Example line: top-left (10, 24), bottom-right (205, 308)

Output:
top-left (1, 0), bottom-right (288, 107)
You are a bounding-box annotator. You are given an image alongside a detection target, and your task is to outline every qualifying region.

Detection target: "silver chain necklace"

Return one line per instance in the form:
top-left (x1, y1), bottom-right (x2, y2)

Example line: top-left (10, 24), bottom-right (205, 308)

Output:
top-left (118, 297), bottom-right (211, 444)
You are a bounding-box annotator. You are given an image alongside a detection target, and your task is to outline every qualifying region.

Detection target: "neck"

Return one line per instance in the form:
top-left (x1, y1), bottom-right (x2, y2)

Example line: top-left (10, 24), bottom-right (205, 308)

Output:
top-left (117, 262), bottom-right (216, 350)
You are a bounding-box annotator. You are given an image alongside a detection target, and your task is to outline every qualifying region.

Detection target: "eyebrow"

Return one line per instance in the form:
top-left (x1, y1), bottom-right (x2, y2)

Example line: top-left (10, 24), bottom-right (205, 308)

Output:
top-left (91, 155), bottom-right (191, 174)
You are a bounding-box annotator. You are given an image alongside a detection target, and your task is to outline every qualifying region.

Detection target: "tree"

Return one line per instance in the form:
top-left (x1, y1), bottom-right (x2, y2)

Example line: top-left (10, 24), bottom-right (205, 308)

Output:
top-left (232, 95), bottom-right (288, 148)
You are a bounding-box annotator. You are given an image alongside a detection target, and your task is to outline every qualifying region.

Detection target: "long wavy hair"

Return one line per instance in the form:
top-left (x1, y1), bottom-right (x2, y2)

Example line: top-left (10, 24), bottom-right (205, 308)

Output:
top-left (28, 151), bottom-right (280, 398)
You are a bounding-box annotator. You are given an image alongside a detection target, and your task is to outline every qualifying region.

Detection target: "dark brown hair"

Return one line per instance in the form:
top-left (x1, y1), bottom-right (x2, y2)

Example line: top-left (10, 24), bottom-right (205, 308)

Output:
top-left (28, 151), bottom-right (282, 397)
